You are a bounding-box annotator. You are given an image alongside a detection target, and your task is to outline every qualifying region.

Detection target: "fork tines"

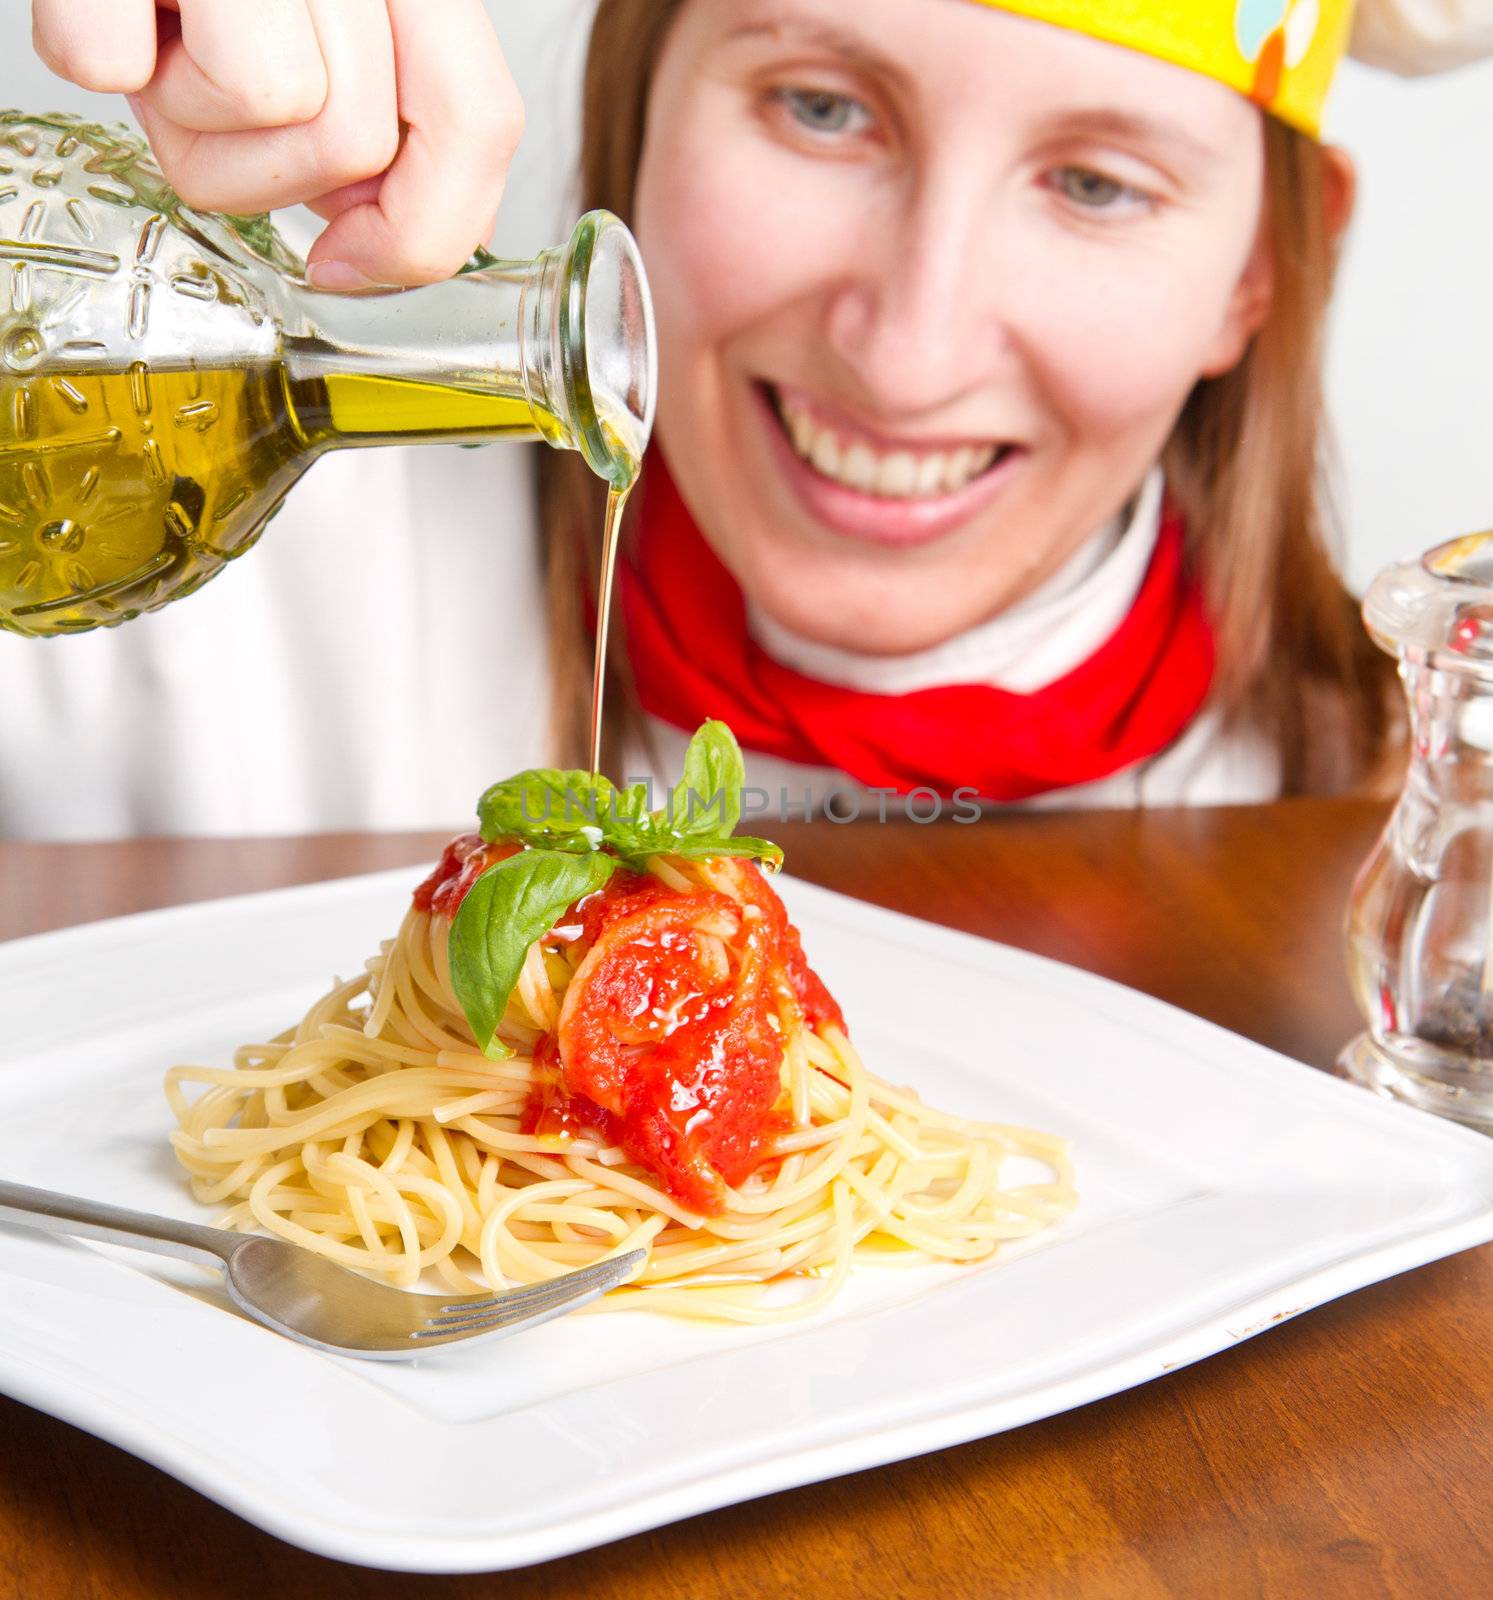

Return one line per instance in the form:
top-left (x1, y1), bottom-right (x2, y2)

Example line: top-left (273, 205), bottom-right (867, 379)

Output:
top-left (411, 1249), bottom-right (647, 1340)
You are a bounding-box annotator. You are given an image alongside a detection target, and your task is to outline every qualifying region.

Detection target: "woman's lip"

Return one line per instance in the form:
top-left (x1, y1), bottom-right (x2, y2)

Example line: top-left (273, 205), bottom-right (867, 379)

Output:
top-left (752, 384), bottom-right (1024, 550)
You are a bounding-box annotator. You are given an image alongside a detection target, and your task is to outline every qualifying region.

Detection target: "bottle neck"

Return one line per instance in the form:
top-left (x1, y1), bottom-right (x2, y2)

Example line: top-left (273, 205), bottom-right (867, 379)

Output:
top-left (277, 252), bottom-right (582, 453)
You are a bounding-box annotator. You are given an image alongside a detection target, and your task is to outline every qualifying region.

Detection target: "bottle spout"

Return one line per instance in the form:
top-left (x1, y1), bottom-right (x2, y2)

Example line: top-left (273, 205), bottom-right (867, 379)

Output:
top-left (524, 211), bottom-right (656, 490)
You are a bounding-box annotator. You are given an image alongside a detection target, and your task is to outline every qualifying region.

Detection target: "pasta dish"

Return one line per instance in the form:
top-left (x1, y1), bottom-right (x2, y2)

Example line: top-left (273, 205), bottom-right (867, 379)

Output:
top-left (166, 723), bottom-right (1075, 1320)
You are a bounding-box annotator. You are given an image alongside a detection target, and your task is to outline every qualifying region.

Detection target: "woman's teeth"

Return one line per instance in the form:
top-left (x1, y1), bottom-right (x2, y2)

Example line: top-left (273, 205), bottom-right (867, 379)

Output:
top-left (777, 393), bottom-right (1001, 499)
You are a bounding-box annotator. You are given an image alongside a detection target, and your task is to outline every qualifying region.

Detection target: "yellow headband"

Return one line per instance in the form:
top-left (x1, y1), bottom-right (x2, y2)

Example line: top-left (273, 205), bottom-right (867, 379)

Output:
top-left (965, 0), bottom-right (1355, 136)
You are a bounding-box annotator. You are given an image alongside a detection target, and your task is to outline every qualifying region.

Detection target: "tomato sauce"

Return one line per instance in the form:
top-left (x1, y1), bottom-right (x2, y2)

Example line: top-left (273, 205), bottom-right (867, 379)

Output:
top-left (412, 833), bottom-right (521, 918)
top-left (549, 867), bottom-right (678, 948)
top-left (519, 1033), bottom-right (621, 1145)
top-left (416, 838), bottom-right (842, 1215)
top-left (714, 859), bottom-right (845, 1032)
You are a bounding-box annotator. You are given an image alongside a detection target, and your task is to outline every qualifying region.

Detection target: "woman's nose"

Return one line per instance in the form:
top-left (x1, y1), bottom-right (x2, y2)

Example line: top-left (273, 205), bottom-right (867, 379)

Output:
top-left (823, 188), bottom-right (1009, 416)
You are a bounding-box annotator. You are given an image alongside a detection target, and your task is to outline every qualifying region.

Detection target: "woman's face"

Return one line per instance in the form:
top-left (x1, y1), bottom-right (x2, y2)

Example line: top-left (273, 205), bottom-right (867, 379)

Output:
top-left (633, 0), bottom-right (1271, 655)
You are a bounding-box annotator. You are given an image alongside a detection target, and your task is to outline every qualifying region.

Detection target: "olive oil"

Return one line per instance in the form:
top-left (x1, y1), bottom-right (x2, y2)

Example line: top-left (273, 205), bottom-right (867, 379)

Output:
top-left (0, 364), bottom-right (556, 637)
top-left (1, 364), bottom-right (293, 635)
top-left (590, 480), bottom-right (635, 774)
top-left (303, 371), bottom-right (544, 442)
top-left (0, 354), bottom-right (637, 781)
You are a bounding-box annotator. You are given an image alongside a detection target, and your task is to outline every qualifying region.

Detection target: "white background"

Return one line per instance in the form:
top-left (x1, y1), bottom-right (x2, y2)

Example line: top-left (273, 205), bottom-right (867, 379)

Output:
top-left (4, 0), bottom-right (1491, 591)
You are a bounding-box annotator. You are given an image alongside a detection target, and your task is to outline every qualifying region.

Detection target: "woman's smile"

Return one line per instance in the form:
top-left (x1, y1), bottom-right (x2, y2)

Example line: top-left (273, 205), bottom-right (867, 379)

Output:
top-left (755, 380), bottom-right (1027, 547)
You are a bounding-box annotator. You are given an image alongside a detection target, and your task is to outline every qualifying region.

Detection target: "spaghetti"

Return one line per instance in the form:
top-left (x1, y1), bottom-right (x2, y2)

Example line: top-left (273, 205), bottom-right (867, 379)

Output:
top-left (166, 841), bottom-right (1075, 1322)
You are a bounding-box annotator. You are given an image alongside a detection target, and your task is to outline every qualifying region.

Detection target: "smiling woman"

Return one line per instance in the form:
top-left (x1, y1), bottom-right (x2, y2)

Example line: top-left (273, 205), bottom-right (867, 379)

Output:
top-left (10, 0), bottom-right (1483, 840)
top-left (543, 0), bottom-right (1405, 808)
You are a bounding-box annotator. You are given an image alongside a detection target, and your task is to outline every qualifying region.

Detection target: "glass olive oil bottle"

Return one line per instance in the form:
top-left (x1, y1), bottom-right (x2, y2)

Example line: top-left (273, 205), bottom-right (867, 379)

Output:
top-left (0, 112), bottom-right (655, 637)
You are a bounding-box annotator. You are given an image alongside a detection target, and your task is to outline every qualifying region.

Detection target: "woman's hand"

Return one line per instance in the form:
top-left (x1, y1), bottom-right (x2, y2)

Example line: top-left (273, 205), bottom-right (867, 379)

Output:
top-left (31, 0), bottom-right (525, 290)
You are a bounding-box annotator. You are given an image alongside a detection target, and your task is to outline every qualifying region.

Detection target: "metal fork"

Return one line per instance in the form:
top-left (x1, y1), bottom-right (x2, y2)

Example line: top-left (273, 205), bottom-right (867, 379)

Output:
top-left (0, 1178), bottom-right (645, 1360)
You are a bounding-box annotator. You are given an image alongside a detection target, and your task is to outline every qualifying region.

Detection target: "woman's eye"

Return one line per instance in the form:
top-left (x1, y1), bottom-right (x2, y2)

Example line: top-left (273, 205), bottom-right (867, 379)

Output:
top-left (1050, 166), bottom-right (1147, 211)
top-left (774, 87), bottom-right (870, 138)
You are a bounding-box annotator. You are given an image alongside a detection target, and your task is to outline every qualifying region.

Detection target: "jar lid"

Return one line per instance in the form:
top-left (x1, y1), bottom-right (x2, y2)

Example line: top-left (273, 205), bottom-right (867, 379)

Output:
top-left (1364, 530), bottom-right (1493, 673)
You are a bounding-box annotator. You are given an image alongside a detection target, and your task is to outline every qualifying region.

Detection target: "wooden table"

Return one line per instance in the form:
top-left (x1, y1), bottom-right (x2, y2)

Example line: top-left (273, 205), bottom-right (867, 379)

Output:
top-left (3, 800), bottom-right (1490, 1600)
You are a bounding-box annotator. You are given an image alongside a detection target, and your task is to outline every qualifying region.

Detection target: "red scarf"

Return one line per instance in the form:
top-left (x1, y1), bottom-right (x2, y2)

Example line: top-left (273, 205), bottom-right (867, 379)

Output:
top-left (617, 463), bottom-right (1215, 801)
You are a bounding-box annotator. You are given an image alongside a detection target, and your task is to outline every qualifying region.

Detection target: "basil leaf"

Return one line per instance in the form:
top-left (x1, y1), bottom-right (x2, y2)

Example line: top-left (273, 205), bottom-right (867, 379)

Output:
top-left (477, 768), bottom-right (615, 850)
top-left (467, 723), bottom-right (772, 874)
top-left (669, 719), bottom-right (743, 839)
top-left (596, 780), bottom-right (662, 861)
top-left (668, 835), bottom-right (783, 871)
top-left (612, 780), bottom-right (652, 821)
top-left (448, 850), bottom-right (616, 1059)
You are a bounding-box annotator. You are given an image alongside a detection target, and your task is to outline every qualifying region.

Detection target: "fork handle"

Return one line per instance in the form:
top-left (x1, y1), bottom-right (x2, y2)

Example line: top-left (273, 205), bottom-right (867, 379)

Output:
top-left (0, 1179), bottom-right (237, 1271)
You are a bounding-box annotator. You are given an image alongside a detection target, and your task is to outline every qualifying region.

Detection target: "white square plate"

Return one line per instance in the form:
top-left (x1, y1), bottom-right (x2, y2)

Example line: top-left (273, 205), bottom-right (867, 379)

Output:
top-left (1, 868), bottom-right (1491, 1573)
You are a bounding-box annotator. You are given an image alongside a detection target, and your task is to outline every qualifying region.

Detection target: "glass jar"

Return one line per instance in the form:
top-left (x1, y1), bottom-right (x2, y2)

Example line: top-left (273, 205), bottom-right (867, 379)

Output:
top-left (0, 111), bottom-right (655, 637)
top-left (1342, 529), bottom-right (1493, 1125)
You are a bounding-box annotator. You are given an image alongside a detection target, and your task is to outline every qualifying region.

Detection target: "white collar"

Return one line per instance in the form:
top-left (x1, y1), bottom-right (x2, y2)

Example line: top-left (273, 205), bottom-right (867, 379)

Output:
top-left (746, 468), bottom-right (1166, 695)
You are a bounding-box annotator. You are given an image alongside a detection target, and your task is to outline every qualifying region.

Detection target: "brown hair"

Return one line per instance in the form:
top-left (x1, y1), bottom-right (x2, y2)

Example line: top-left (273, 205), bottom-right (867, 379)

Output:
top-left (540, 0), bottom-right (1401, 795)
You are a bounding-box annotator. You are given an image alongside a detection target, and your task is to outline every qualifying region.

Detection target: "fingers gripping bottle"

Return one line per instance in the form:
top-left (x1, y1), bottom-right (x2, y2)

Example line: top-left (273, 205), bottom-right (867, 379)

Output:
top-left (0, 112), bottom-right (655, 637)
